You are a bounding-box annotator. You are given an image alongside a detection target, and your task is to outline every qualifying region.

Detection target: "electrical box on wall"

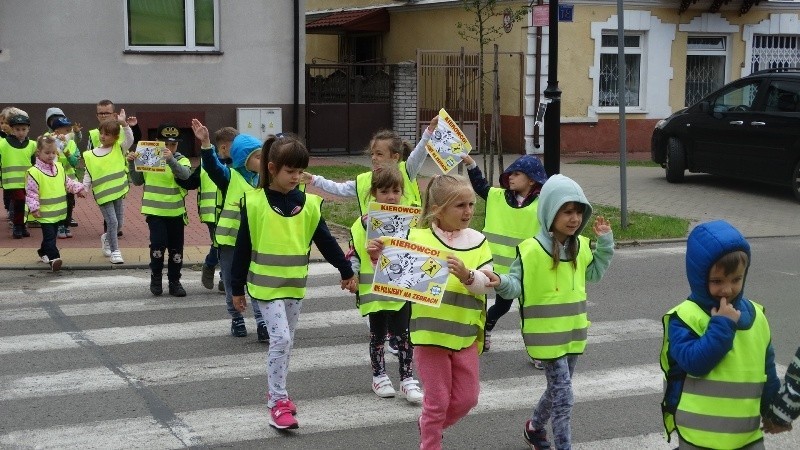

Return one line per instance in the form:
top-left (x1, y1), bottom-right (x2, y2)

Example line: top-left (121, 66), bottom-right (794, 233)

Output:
top-left (237, 108), bottom-right (282, 141)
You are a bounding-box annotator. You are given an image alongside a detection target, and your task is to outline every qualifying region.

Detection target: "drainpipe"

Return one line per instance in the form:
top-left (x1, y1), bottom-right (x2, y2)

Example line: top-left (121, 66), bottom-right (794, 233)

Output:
top-left (293, 0), bottom-right (300, 133)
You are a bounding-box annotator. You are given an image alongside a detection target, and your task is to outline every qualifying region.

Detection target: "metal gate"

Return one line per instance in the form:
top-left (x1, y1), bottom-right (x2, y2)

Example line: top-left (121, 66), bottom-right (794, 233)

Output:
top-left (305, 63), bottom-right (392, 155)
top-left (750, 35), bottom-right (800, 72)
top-left (416, 50), bottom-right (481, 145)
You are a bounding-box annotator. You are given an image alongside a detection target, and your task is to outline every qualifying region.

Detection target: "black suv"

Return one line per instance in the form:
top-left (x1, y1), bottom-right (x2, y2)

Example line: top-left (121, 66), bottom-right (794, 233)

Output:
top-left (651, 68), bottom-right (800, 200)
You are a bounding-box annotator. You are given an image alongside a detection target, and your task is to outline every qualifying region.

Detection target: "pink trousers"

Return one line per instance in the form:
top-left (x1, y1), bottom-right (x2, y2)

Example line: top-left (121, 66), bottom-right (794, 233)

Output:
top-left (415, 343), bottom-right (480, 450)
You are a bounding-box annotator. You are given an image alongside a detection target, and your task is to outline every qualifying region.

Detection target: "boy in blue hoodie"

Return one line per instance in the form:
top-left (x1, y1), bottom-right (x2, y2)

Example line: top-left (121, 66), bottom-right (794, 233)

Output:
top-left (191, 119), bottom-right (266, 341)
top-left (660, 220), bottom-right (779, 450)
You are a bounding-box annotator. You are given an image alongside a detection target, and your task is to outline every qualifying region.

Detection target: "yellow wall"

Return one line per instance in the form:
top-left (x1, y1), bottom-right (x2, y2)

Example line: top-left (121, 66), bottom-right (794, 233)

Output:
top-left (306, 34), bottom-right (338, 64)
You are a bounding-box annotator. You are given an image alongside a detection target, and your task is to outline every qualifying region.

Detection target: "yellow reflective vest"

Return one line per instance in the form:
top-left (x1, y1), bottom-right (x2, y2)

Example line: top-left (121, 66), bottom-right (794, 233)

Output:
top-left (408, 228), bottom-right (492, 353)
top-left (660, 300), bottom-right (770, 449)
top-left (198, 167), bottom-right (222, 224)
top-left (83, 145), bottom-right (129, 205)
top-left (140, 157), bottom-right (191, 218)
top-left (244, 190), bottom-right (322, 301)
top-left (26, 162), bottom-right (67, 224)
top-left (518, 235), bottom-right (593, 360)
top-left (482, 187), bottom-right (539, 275)
top-left (215, 170), bottom-right (256, 247)
top-left (0, 138), bottom-right (36, 189)
top-left (354, 161), bottom-right (421, 216)
top-left (350, 217), bottom-right (406, 316)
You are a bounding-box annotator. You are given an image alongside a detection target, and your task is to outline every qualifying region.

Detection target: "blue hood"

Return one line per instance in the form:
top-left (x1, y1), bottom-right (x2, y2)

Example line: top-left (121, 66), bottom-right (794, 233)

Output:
top-left (499, 154), bottom-right (548, 189)
top-left (229, 134), bottom-right (261, 186)
top-left (686, 220), bottom-right (755, 325)
top-left (535, 174), bottom-right (592, 249)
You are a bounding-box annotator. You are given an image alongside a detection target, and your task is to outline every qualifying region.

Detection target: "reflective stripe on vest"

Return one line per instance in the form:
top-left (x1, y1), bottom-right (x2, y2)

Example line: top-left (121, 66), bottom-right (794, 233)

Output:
top-left (354, 161), bottom-right (422, 216)
top-left (483, 187), bottom-right (539, 274)
top-left (518, 236), bottom-right (593, 360)
top-left (245, 190), bottom-right (322, 301)
top-left (27, 162), bottom-right (67, 223)
top-left (660, 300), bottom-right (769, 449)
top-left (350, 218), bottom-right (406, 316)
top-left (198, 167), bottom-right (222, 223)
top-left (141, 157), bottom-right (191, 217)
top-left (215, 170), bottom-right (255, 246)
top-left (408, 227), bottom-right (491, 353)
top-left (0, 139), bottom-right (36, 189)
top-left (83, 145), bottom-right (129, 204)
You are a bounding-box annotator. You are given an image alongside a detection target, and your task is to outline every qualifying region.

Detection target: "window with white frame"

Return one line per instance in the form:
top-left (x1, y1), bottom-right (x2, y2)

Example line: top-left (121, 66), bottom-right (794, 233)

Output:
top-left (685, 36), bottom-right (727, 106)
top-left (598, 34), bottom-right (642, 108)
top-left (125, 0), bottom-right (219, 52)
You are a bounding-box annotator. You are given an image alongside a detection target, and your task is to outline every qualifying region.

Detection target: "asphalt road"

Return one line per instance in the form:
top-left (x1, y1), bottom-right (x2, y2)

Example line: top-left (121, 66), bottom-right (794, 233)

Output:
top-left (1, 237), bottom-right (799, 449)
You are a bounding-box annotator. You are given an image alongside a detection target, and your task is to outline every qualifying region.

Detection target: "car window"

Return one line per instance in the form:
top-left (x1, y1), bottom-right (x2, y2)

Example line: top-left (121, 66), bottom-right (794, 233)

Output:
top-left (764, 80), bottom-right (800, 113)
top-left (710, 80), bottom-right (761, 113)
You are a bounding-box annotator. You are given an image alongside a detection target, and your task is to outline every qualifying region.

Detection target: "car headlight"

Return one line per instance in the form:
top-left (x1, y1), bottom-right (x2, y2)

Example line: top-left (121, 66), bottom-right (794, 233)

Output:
top-left (655, 119), bottom-right (667, 130)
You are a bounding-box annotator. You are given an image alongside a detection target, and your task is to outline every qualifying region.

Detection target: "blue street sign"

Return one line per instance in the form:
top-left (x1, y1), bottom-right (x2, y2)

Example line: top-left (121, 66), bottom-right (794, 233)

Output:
top-left (558, 4), bottom-right (574, 22)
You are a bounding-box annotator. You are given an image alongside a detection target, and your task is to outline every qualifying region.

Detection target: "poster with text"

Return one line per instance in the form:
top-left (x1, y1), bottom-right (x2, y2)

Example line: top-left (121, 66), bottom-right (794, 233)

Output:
top-left (372, 237), bottom-right (450, 307)
top-left (134, 141), bottom-right (166, 172)
top-left (366, 202), bottom-right (422, 244)
top-left (425, 108), bottom-right (473, 174)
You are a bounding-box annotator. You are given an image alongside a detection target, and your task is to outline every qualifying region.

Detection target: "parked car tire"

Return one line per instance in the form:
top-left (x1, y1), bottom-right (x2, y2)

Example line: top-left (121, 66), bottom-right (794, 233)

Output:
top-left (665, 138), bottom-right (686, 183)
top-left (792, 160), bottom-right (800, 202)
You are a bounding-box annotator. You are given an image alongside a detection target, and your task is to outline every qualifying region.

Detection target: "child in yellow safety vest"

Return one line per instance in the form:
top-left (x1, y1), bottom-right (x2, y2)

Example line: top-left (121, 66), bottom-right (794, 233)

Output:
top-left (368, 174), bottom-right (494, 450)
top-left (486, 174), bottom-right (614, 450)
top-left (45, 113), bottom-right (82, 238)
top-left (25, 136), bottom-right (85, 271)
top-left (347, 162), bottom-right (423, 404)
top-left (229, 134), bottom-right (355, 431)
top-left (1, 113), bottom-right (36, 239)
top-left (660, 220), bottom-right (779, 450)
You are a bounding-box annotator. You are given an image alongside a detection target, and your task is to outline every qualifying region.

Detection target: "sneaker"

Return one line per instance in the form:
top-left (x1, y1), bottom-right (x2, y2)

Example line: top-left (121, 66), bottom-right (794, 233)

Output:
top-left (200, 264), bottom-right (215, 289)
top-left (168, 281), bottom-right (187, 297)
top-left (150, 274), bottom-right (163, 296)
top-left (21, 226), bottom-right (30, 237)
top-left (531, 358), bottom-right (544, 370)
top-left (257, 322), bottom-right (269, 343)
top-left (217, 279), bottom-right (225, 292)
top-left (268, 400), bottom-right (299, 430)
top-left (267, 394), bottom-right (297, 415)
top-left (49, 258), bottom-right (62, 272)
top-left (523, 419), bottom-right (551, 449)
top-left (69, 218), bottom-right (78, 227)
top-left (230, 317), bottom-right (247, 337)
top-left (372, 374), bottom-right (396, 398)
top-left (100, 233), bottom-right (111, 257)
top-left (64, 228), bottom-right (72, 238)
top-left (387, 335), bottom-right (399, 355)
top-left (400, 378), bottom-right (424, 404)
top-left (57, 226), bottom-right (67, 239)
top-left (39, 254), bottom-right (50, 264)
top-left (484, 330), bottom-right (492, 351)
top-left (12, 227), bottom-right (22, 239)
top-left (110, 250), bottom-right (124, 264)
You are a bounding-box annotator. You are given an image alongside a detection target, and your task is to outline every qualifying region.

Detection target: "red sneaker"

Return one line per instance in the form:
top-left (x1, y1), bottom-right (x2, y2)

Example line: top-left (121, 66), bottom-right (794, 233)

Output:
top-left (269, 401), bottom-right (298, 430)
top-left (266, 394), bottom-right (297, 415)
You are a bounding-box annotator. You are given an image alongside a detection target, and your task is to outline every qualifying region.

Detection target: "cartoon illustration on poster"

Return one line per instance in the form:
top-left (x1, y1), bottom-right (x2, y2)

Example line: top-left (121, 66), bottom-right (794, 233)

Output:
top-left (372, 237), bottom-right (450, 307)
top-left (366, 202), bottom-right (422, 243)
top-left (424, 108), bottom-right (473, 174)
top-left (133, 140), bottom-right (167, 172)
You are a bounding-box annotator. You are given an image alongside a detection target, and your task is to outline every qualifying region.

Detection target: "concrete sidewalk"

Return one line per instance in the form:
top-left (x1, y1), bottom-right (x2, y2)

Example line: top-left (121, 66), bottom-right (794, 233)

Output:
top-left (3, 152), bottom-right (798, 271)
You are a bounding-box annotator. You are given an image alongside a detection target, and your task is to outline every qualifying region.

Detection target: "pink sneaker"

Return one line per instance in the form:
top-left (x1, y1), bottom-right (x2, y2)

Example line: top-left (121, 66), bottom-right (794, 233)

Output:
top-left (269, 401), bottom-right (298, 430)
top-left (267, 394), bottom-right (297, 415)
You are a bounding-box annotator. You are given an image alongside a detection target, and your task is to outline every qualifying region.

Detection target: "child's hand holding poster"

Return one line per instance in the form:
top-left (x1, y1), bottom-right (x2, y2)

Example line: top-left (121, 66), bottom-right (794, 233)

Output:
top-left (425, 108), bottom-right (473, 174)
top-left (366, 202), bottom-right (422, 244)
top-left (372, 237), bottom-right (450, 307)
top-left (133, 141), bottom-right (167, 172)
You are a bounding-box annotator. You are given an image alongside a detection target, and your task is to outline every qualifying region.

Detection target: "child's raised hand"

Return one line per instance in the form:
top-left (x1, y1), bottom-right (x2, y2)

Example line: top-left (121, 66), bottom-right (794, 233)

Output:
top-left (162, 149), bottom-right (174, 161)
top-left (427, 116), bottom-right (439, 133)
top-left (481, 269), bottom-right (501, 287)
top-left (300, 171), bottom-right (314, 184)
top-left (593, 215), bottom-right (612, 236)
top-left (126, 115), bottom-right (138, 127)
top-left (461, 153), bottom-right (475, 167)
top-left (191, 119), bottom-right (211, 147)
top-left (231, 295), bottom-right (247, 312)
top-left (117, 109), bottom-right (127, 125)
top-left (446, 255), bottom-right (471, 284)
top-left (711, 297), bottom-right (741, 323)
top-left (72, 122), bottom-right (82, 134)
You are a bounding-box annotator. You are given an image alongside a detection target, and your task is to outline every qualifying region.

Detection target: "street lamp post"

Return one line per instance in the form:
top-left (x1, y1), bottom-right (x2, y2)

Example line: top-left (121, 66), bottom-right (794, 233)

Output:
top-left (543, 0), bottom-right (561, 175)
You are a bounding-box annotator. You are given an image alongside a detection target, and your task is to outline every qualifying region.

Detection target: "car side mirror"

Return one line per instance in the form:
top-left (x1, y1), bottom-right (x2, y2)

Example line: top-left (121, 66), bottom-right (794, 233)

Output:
top-left (699, 101), bottom-right (710, 113)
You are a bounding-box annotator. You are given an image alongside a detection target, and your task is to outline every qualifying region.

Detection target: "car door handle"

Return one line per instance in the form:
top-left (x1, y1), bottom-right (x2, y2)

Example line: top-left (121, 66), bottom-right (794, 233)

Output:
top-left (729, 120), bottom-right (744, 125)
top-left (750, 121), bottom-right (766, 126)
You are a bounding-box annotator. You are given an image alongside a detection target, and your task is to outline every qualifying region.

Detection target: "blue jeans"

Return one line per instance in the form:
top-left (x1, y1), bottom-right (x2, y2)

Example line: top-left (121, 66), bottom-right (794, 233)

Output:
top-left (218, 245), bottom-right (263, 324)
top-left (204, 222), bottom-right (219, 267)
top-left (38, 223), bottom-right (60, 260)
top-left (532, 355), bottom-right (578, 450)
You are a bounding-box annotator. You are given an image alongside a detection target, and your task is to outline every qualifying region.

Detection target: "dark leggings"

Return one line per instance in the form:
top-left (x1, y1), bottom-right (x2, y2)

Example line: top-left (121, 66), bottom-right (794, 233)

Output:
top-left (486, 294), bottom-right (514, 331)
top-left (368, 303), bottom-right (413, 380)
top-left (146, 215), bottom-right (185, 282)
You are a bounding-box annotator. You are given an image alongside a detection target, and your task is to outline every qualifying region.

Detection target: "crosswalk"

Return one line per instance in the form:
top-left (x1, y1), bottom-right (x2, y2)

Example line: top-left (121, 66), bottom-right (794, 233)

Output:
top-left (2, 262), bottom-right (799, 449)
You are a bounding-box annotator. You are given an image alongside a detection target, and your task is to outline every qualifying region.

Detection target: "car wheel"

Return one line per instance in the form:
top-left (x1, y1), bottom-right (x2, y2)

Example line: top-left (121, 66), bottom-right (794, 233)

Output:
top-left (665, 138), bottom-right (686, 183)
top-left (792, 160), bottom-right (800, 202)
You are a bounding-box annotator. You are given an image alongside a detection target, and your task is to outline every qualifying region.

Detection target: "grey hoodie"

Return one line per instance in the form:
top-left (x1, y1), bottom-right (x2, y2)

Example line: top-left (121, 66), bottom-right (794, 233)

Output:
top-left (495, 174), bottom-right (614, 300)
